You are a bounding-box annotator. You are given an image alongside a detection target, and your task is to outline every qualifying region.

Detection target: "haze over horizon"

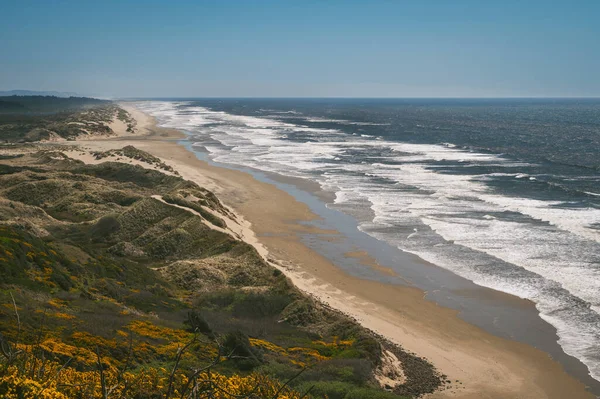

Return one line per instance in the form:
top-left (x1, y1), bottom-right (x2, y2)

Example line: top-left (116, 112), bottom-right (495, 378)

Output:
top-left (2, 0), bottom-right (599, 98)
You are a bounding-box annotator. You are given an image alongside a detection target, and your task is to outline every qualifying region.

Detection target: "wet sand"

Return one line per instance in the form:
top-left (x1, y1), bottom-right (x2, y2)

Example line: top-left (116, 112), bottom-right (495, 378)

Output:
top-left (68, 103), bottom-right (597, 399)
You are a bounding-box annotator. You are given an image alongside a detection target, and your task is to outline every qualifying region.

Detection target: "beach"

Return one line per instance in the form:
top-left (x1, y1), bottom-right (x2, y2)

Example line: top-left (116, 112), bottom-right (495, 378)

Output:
top-left (67, 102), bottom-right (595, 399)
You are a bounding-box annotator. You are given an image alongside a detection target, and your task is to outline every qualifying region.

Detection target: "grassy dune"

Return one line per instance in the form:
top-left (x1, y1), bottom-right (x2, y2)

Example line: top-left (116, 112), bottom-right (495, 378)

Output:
top-left (0, 96), bottom-right (132, 142)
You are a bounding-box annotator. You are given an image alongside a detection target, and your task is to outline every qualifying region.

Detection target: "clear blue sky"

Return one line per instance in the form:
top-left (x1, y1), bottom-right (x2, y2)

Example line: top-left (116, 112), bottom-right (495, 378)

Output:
top-left (1, 0), bottom-right (599, 98)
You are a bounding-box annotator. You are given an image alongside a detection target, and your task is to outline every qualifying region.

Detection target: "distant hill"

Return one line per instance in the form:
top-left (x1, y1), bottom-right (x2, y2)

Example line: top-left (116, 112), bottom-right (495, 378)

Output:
top-left (0, 96), bottom-right (119, 142)
top-left (0, 99), bottom-right (27, 111)
top-left (0, 89), bottom-right (81, 97)
top-left (0, 95), bottom-right (110, 114)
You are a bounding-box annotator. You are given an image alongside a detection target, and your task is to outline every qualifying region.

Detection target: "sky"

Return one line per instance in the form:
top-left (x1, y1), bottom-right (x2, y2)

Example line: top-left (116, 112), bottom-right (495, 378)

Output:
top-left (1, 0), bottom-right (599, 98)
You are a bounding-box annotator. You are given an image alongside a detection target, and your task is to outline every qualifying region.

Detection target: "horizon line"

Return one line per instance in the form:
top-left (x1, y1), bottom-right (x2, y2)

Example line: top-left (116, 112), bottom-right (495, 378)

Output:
top-left (115, 96), bottom-right (600, 100)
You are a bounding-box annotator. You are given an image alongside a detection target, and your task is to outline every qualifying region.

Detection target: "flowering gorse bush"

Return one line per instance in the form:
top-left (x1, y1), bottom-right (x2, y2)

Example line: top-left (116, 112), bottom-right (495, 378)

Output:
top-left (0, 342), bottom-right (305, 399)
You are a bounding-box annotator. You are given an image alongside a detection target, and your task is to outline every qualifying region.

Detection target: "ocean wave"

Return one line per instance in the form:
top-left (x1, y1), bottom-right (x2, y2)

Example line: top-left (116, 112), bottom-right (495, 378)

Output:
top-left (302, 116), bottom-right (390, 126)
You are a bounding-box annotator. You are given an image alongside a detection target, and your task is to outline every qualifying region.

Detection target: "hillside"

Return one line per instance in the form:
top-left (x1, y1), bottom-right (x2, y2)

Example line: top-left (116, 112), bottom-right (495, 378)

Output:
top-left (0, 90), bottom-right (81, 98)
top-left (0, 142), bottom-right (441, 398)
top-left (0, 95), bottom-right (107, 113)
top-left (0, 96), bottom-right (133, 143)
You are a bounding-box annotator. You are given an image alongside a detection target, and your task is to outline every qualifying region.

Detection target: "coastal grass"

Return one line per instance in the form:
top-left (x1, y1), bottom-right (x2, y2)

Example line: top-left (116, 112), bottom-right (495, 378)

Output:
top-left (0, 96), bottom-right (122, 142)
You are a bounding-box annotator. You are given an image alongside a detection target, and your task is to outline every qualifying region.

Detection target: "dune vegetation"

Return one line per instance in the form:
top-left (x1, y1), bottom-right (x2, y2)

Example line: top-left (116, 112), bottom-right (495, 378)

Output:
top-left (0, 96), bottom-right (132, 142)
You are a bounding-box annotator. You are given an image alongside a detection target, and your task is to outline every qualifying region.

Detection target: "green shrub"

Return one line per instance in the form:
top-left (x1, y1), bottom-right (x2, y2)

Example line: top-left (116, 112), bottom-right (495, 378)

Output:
top-left (280, 299), bottom-right (324, 327)
top-left (256, 362), bottom-right (299, 381)
top-left (231, 291), bottom-right (294, 319)
top-left (90, 215), bottom-right (121, 239)
top-left (314, 359), bottom-right (372, 385)
top-left (185, 310), bottom-right (213, 337)
top-left (344, 387), bottom-right (405, 399)
top-left (222, 331), bottom-right (262, 370)
top-left (333, 347), bottom-right (363, 359)
top-left (197, 289), bottom-right (239, 309)
top-left (295, 381), bottom-right (405, 399)
top-left (295, 381), bottom-right (352, 399)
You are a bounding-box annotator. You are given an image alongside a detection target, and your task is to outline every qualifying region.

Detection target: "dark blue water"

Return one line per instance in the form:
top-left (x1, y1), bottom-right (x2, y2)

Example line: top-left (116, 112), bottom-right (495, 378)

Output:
top-left (137, 98), bottom-right (600, 383)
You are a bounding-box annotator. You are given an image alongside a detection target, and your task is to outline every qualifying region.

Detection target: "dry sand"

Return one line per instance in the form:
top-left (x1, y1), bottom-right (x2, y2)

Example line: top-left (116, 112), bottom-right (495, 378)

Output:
top-left (66, 103), bottom-right (594, 399)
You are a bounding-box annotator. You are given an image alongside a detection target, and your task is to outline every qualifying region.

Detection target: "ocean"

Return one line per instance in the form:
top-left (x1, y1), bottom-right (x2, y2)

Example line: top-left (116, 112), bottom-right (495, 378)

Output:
top-left (136, 98), bottom-right (600, 383)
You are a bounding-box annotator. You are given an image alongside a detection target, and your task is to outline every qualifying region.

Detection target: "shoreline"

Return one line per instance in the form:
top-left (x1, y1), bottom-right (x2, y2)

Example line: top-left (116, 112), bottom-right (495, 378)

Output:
top-left (68, 102), bottom-right (595, 398)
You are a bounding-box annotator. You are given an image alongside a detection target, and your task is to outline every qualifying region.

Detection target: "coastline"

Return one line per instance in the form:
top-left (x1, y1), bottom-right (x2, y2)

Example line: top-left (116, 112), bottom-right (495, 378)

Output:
top-left (69, 102), bottom-right (595, 398)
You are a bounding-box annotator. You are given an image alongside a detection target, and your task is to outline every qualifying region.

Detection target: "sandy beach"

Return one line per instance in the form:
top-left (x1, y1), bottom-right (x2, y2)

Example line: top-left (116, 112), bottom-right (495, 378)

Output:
top-left (66, 103), bottom-right (595, 399)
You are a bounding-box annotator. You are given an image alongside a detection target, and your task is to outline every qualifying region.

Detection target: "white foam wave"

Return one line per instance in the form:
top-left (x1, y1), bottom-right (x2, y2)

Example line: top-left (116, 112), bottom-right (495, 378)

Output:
top-left (303, 116), bottom-right (390, 126)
